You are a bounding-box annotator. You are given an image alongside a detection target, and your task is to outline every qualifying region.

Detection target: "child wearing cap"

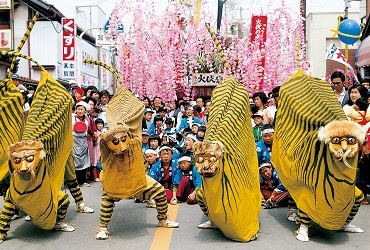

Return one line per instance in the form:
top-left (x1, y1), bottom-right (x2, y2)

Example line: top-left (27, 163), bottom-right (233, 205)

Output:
top-left (173, 155), bottom-right (202, 204)
top-left (148, 146), bottom-right (179, 204)
top-left (142, 107), bottom-right (154, 130)
top-left (259, 162), bottom-right (289, 209)
top-left (142, 129), bottom-right (150, 153)
top-left (252, 111), bottom-right (264, 143)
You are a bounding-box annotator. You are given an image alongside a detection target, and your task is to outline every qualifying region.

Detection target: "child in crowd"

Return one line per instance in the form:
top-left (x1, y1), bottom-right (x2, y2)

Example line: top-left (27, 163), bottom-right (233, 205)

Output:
top-left (164, 117), bottom-right (176, 134)
top-left (149, 115), bottom-right (164, 136)
top-left (90, 118), bottom-right (104, 182)
top-left (197, 126), bottom-right (206, 141)
top-left (157, 107), bottom-right (167, 119)
top-left (148, 134), bottom-right (161, 155)
top-left (191, 123), bottom-right (200, 135)
top-left (259, 162), bottom-right (289, 209)
top-left (148, 146), bottom-right (179, 205)
top-left (142, 107), bottom-right (154, 130)
top-left (252, 111), bottom-right (264, 142)
top-left (142, 129), bottom-right (150, 153)
top-left (173, 156), bottom-right (202, 204)
top-left (144, 149), bottom-right (158, 173)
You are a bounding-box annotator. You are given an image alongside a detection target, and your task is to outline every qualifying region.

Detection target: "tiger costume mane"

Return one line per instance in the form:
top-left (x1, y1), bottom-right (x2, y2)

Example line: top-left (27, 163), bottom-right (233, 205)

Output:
top-left (271, 70), bottom-right (364, 230)
top-left (192, 23), bottom-right (261, 242)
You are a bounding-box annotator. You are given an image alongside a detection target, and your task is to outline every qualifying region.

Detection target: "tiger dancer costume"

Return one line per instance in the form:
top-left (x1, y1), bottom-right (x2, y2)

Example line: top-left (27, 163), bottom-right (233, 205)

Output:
top-left (0, 52), bottom-right (93, 244)
top-left (271, 70), bottom-right (365, 242)
top-left (81, 59), bottom-right (179, 240)
top-left (192, 23), bottom-right (261, 242)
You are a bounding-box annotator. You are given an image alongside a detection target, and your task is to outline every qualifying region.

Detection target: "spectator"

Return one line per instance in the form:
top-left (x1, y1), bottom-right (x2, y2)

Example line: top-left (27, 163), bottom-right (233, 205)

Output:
top-left (252, 111), bottom-right (264, 142)
top-left (173, 155), bottom-right (202, 205)
top-left (259, 162), bottom-right (289, 209)
top-left (331, 71), bottom-right (349, 107)
top-left (256, 124), bottom-right (274, 164)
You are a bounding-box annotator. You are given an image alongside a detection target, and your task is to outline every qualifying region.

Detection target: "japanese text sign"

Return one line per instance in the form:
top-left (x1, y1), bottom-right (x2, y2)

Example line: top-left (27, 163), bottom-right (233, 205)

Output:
top-left (62, 18), bottom-right (76, 79)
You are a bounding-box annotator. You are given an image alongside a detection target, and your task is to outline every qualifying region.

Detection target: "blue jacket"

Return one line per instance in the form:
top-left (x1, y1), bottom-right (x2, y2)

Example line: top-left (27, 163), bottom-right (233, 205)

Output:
top-left (340, 90), bottom-right (349, 107)
top-left (173, 165), bottom-right (202, 189)
top-left (256, 140), bottom-right (271, 164)
top-left (148, 159), bottom-right (179, 184)
top-left (177, 116), bottom-right (203, 133)
top-left (260, 168), bottom-right (286, 192)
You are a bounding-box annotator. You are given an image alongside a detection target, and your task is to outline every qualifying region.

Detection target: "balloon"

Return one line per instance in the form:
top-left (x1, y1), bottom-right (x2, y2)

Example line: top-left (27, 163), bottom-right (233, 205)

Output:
top-left (338, 19), bottom-right (361, 45)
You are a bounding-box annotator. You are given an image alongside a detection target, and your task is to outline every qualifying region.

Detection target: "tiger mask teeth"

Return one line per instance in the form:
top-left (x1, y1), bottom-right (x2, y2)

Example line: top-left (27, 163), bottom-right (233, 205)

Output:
top-left (193, 141), bottom-right (224, 178)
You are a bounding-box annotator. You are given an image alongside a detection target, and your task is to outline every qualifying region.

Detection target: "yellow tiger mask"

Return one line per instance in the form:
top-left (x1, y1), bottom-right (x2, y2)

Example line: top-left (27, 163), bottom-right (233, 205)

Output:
top-left (193, 141), bottom-right (224, 177)
top-left (101, 124), bottom-right (133, 155)
top-left (8, 140), bottom-right (46, 178)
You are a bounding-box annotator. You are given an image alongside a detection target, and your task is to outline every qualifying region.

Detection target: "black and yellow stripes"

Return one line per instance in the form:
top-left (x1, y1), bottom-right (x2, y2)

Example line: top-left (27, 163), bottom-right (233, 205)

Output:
top-left (22, 70), bottom-right (73, 191)
top-left (9, 12), bottom-right (39, 73)
top-left (197, 22), bottom-right (261, 242)
top-left (99, 191), bottom-right (120, 227)
top-left (83, 58), bottom-right (123, 85)
top-left (0, 199), bottom-right (16, 233)
top-left (0, 51), bottom-right (45, 71)
top-left (201, 76), bottom-right (261, 242)
top-left (195, 188), bottom-right (208, 217)
top-left (271, 70), bottom-right (358, 230)
top-left (56, 192), bottom-right (70, 222)
top-left (0, 78), bottom-right (23, 181)
top-left (205, 23), bottom-right (230, 75)
top-left (83, 58), bottom-right (144, 136)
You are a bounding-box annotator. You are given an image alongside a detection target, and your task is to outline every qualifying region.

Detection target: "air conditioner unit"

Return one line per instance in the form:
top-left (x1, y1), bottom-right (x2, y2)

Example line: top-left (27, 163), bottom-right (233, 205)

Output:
top-left (360, 67), bottom-right (370, 80)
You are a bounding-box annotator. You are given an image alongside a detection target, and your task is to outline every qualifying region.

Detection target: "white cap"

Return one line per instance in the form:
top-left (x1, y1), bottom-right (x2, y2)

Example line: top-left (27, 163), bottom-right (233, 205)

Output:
top-left (75, 101), bottom-right (90, 112)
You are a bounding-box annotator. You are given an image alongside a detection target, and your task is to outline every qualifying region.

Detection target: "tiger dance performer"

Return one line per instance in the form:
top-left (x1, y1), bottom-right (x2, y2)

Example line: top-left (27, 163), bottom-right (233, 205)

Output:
top-left (0, 68), bottom-right (77, 243)
top-left (271, 70), bottom-right (366, 242)
top-left (84, 60), bottom-right (179, 240)
top-left (190, 23), bottom-right (262, 242)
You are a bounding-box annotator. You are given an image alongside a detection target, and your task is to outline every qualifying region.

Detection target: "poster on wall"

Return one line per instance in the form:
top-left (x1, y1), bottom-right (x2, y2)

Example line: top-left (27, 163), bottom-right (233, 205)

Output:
top-left (0, 29), bottom-right (12, 50)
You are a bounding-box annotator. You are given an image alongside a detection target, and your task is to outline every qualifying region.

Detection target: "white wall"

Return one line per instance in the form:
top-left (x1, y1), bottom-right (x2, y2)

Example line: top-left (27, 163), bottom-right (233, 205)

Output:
top-left (306, 11), bottom-right (361, 77)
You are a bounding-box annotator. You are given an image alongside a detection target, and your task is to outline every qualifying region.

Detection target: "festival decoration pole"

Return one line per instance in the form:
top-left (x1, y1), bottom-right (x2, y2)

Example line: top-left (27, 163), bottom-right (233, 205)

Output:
top-left (344, 1), bottom-right (349, 86)
top-left (8, 12), bottom-right (39, 75)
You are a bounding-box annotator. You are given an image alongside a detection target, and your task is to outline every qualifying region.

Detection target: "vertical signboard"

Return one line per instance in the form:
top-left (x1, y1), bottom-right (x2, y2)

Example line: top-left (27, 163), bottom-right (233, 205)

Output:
top-left (250, 15), bottom-right (267, 91)
top-left (62, 18), bottom-right (75, 79)
top-left (100, 48), bottom-right (110, 91)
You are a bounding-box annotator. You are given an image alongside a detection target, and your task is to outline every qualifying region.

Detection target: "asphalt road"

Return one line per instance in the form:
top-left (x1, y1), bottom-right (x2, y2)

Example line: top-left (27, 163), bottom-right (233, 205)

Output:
top-left (1, 181), bottom-right (369, 250)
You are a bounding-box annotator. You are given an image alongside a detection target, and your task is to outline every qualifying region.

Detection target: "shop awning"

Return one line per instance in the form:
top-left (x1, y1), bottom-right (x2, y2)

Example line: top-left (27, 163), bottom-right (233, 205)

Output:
top-left (355, 36), bottom-right (370, 67)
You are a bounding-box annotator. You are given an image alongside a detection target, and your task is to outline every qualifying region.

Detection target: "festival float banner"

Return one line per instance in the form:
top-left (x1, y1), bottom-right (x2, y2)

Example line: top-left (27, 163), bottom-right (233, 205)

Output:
top-left (250, 15), bottom-right (267, 90)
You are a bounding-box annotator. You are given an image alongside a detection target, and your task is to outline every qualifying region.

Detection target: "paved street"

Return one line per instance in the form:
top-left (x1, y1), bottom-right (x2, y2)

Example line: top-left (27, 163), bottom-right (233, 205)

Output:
top-left (1, 182), bottom-right (369, 250)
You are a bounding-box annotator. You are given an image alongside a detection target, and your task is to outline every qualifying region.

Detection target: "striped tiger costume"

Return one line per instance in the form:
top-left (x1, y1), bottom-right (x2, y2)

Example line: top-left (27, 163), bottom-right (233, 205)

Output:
top-left (0, 70), bottom-right (76, 243)
top-left (193, 77), bottom-right (262, 242)
top-left (271, 70), bottom-right (365, 242)
top-left (94, 84), bottom-right (179, 240)
top-left (0, 78), bottom-right (24, 182)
